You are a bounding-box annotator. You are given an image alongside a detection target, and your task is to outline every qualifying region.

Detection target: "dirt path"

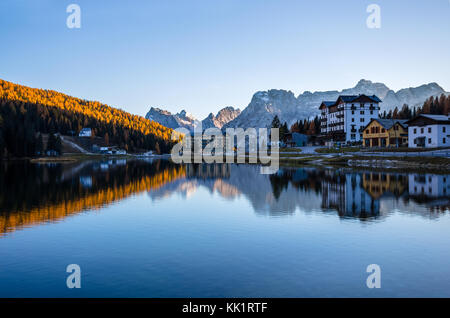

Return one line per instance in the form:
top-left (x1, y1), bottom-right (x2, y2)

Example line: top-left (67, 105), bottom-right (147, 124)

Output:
top-left (60, 136), bottom-right (91, 154)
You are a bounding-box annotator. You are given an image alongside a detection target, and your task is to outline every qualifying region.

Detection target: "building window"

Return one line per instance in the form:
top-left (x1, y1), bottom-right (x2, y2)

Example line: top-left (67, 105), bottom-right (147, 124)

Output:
top-left (421, 128), bottom-right (424, 134)
top-left (351, 134), bottom-right (355, 139)
top-left (360, 118), bottom-right (364, 122)
top-left (352, 118), bottom-right (355, 122)
top-left (414, 128), bottom-right (417, 134)
top-left (444, 138), bottom-right (446, 144)
top-left (428, 127), bottom-right (432, 133)
top-left (370, 111), bottom-right (373, 115)
top-left (428, 138), bottom-right (431, 144)
top-left (360, 111), bottom-right (364, 115)
top-left (381, 128), bottom-right (385, 133)
top-left (443, 127), bottom-right (446, 133)
top-left (351, 110), bottom-right (355, 115)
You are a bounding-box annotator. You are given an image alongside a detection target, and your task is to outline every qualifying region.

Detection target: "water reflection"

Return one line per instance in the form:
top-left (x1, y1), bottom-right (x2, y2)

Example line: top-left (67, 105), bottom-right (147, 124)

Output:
top-left (0, 159), bottom-right (186, 235)
top-left (0, 160), bottom-right (449, 235)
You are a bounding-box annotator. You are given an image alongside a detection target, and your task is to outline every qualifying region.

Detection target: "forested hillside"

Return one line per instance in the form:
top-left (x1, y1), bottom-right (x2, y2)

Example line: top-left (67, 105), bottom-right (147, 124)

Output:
top-left (0, 79), bottom-right (175, 157)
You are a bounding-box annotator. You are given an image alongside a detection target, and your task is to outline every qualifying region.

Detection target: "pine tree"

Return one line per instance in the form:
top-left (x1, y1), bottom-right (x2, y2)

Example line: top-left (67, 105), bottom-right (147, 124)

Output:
top-left (392, 107), bottom-right (399, 119)
top-left (290, 121), bottom-right (300, 133)
top-left (47, 133), bottom-right (56, 152)
top-left (55, 135), bottom-right (62, 154)
top-left (104, 132), bottom-right (109, 146)
top-left (271, 115), bottom-right (281, 128)
top-left (36, 133), bottom-right (44, 156)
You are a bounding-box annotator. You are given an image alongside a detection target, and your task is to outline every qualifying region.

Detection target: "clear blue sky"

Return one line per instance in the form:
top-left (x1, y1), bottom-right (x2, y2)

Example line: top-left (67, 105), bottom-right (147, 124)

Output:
top-left (0, 0), bottom-right (449, 119)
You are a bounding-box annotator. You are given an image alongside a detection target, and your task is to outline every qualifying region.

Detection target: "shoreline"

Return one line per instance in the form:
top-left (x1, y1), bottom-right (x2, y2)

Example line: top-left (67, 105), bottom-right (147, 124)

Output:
top-left (3, 151), bottom-right (450, 174)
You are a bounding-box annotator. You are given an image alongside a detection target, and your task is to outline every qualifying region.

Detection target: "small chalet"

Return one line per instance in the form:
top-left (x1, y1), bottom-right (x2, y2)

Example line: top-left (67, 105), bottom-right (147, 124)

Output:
top-left (362, 119), bottom-right (408, 147)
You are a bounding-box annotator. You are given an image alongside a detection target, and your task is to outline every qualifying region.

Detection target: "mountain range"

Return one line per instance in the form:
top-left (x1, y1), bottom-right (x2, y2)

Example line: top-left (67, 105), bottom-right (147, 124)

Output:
top-left (145, 106), bottom-right (241, 131)
top-left (146, 79), bottom-right (448, 130)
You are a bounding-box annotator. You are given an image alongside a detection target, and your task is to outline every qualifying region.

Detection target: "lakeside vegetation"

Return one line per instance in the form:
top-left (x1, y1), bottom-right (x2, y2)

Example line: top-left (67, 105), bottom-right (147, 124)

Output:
top-left (0, 79), bottom-right (176, 158)
top-left (315, 147), bottom-right (360, 154)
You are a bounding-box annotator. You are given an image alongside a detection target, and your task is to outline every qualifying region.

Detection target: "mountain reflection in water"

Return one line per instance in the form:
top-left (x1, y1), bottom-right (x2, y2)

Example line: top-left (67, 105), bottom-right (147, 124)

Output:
top-left (0, 159), bottom-right (449, 235)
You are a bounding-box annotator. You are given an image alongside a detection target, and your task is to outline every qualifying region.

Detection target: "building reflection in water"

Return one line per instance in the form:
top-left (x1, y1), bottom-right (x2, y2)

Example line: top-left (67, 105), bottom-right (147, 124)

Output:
top-left (408, 174), bottom-right (450, 211)
top-left (0, 159), bottom-right (449, 235)
top-left (321, 172), bottom-right (380, 218)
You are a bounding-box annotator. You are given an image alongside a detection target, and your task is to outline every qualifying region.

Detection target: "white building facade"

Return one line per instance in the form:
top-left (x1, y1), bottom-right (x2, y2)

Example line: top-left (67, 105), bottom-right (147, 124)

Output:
top-left (406, 115), bottom-right (450, 148)
top-left (408, 174), bottom-right (449, 198)
top-left (79, 127), bottom-right (92, 137)
top-left (320, 95), bottom-right (381, 143)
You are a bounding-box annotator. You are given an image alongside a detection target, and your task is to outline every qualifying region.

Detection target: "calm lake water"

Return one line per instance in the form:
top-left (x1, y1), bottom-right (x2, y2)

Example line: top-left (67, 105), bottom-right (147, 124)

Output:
top-left (0, 159), bottom-right (449, 297)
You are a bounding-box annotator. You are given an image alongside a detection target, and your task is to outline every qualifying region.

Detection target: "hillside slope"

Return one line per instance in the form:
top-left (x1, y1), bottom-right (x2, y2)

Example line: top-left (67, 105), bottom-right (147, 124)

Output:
top-left (0, 79), bottom-right (175, 157)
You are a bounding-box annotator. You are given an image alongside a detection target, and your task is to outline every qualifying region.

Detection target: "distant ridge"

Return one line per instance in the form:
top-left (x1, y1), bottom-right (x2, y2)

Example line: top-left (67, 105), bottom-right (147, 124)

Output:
top-left (223, 79), bottom-right (449, 129)
top-left (145, 106), bottom-right (240, 131)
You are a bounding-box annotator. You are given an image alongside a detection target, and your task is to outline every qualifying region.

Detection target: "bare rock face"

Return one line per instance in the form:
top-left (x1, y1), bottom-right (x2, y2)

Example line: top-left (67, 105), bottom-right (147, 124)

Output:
top-left (147, 80), bottom-right (448, 131)
top-left (145, 107), bottom-right (200, 131)
top-left (223, 89), bottom-right (313, 129)
top-left (202, 106), bottom-right (241, 129)
top-left (146, 106), bottom-right (240, 131)
top-left (224, 80), bottom-right (448, 129)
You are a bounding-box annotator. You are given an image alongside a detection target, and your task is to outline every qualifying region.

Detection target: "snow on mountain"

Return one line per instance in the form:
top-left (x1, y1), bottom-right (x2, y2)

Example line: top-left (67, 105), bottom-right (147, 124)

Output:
top-left (224, 79), bottom-right (448, 129)
top-left (202, 106), bottom-right (241, 129)
top-left (296, 79), bottom-right (447, 114)
top-left (145, 107), bottom-right (200, 131)
top-left (223, 89), bottom-right (308, 129)
top-left (146, 106), bottom-right (240, 131)
top-left (147, 80), bottom-right (448, 131)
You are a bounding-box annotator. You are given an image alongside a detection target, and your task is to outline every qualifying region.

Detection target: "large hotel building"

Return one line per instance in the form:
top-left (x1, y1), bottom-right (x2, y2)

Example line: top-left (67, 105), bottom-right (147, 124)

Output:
top-left (319, 94), bottom-right (381, 143)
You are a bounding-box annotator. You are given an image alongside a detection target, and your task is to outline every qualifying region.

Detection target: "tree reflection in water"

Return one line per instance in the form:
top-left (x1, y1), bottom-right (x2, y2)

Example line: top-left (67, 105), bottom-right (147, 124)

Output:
top-left (0, 160), bottom-right (448, 235)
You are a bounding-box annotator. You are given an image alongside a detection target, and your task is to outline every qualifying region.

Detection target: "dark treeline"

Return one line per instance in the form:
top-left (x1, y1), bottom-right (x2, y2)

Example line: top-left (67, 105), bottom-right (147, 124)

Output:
top-left (0, 100), bottom-right (174, 158)
top-left (380, 94), bottom-right (450, 119)
top-left (0, 78), bottom-right (176, 158)
top-left (289, 116), bottom-right (321, 135)
top-left (271, 114), bottom-right (321, 137)
top-left (284, 94), bottom-right (450, 135)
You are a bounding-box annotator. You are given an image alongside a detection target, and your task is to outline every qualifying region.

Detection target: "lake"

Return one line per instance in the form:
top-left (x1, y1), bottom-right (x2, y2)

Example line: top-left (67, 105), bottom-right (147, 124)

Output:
top-left (0, 159), bottom-right (449, 297)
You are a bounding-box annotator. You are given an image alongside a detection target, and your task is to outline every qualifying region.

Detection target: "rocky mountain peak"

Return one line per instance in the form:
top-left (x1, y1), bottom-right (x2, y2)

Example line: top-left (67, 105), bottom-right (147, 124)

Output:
top-left (147, 79), bottom-right (448, 131)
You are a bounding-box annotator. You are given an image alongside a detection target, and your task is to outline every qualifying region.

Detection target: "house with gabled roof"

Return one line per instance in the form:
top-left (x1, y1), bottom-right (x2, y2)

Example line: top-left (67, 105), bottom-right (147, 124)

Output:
top-left (319, 94), bottom-right (381, 143)
top-left (362, 118), bottom-right (409, 147)
top-left (406, 114), bottom-right (450, 148)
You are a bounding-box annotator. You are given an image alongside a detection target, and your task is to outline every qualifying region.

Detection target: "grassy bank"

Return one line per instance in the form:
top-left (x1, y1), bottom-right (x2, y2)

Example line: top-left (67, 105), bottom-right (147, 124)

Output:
top-left (315, 147), bottom-right (360, 154)
top-left (360, 146), bottom-right (450, 153)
